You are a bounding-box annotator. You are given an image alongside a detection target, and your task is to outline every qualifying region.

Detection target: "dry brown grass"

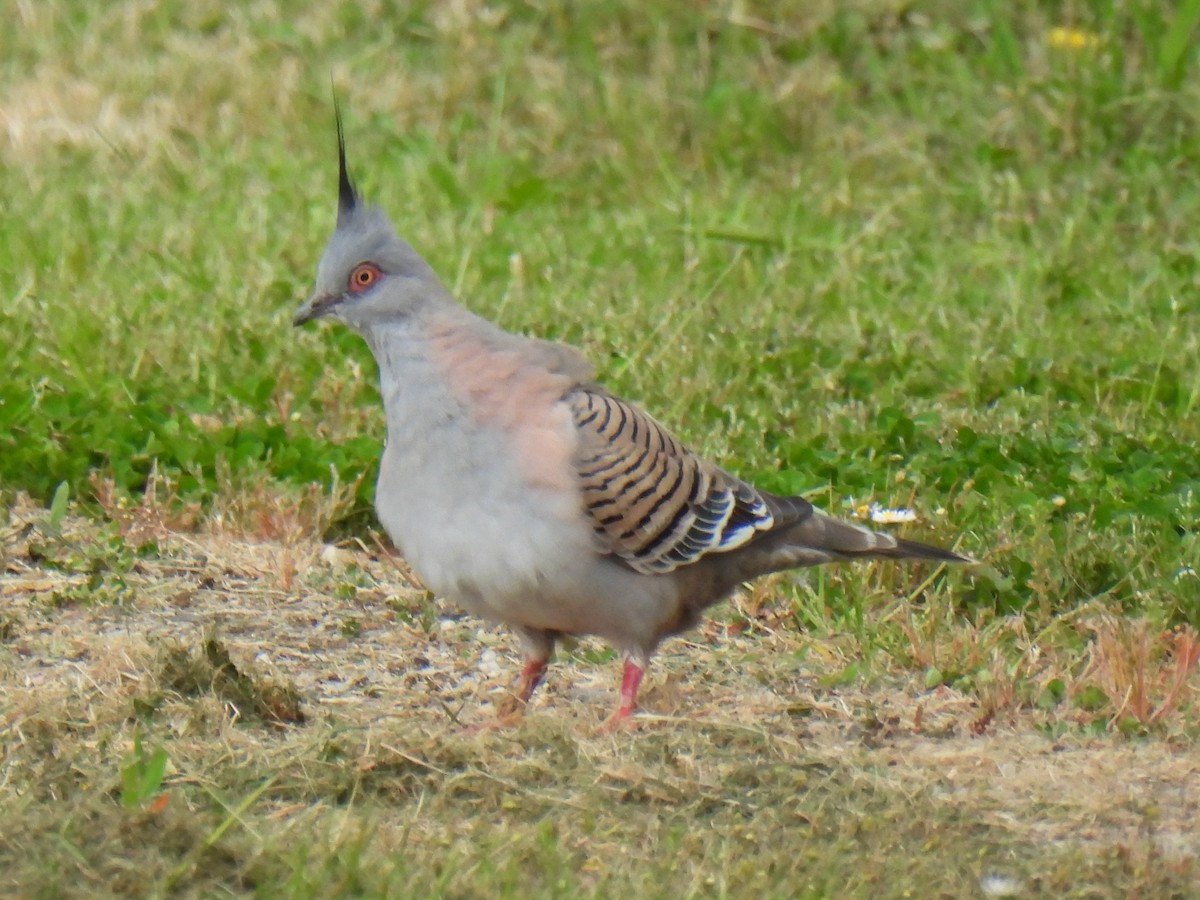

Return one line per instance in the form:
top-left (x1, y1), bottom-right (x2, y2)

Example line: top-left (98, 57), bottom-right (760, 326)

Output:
top-left (1082, 616), bottom-right (1200, 727)
top-left (4, 0), bottom-right (1199, 893)
top-left (1, 495), bottom-right (1198, 896)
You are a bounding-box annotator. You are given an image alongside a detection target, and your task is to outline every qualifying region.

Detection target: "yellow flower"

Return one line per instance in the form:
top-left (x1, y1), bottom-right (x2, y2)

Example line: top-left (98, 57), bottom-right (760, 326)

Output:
top-left (1048, 27), bottom-right (1100, 50)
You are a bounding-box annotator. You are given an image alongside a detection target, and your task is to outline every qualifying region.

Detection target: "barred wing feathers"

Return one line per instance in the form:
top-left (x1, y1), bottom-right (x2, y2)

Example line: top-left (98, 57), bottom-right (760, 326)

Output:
top-left (569, 388), bottom-right (781, 574)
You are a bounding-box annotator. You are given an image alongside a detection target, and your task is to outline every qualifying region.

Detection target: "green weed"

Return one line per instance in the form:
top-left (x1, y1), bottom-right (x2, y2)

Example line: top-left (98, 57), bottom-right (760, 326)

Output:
top-left (3, 1), bottom-right (1200, 895)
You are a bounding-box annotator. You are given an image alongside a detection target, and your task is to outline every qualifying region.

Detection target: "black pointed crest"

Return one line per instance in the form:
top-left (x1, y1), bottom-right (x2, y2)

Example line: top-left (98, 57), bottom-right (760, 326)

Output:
top-left (334, 97), bottom-right (358, 224)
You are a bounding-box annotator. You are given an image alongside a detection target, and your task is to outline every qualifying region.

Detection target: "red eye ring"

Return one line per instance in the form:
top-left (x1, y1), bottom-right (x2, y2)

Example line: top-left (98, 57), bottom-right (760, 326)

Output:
top-left (348, 262), bottom-right (382, 294)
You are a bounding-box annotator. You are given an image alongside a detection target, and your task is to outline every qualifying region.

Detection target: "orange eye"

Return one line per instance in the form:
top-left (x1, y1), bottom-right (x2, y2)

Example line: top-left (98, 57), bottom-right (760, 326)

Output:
top-left (348, 262), bottom-right (382, 294)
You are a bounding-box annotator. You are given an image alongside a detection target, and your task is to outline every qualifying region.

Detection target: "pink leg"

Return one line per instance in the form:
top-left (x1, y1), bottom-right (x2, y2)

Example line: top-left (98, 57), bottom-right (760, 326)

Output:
top-left (601, 658), bottom-right (645, 730)
top-left (515, 657), bottom-right (548, 705)
top-left (490, 656), bottom-right (548, 720)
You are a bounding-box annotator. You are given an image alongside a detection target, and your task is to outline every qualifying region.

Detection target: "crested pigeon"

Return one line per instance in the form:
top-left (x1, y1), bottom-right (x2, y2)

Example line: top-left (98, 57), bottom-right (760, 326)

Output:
top-left (293, 112), bottom-right (968, 726)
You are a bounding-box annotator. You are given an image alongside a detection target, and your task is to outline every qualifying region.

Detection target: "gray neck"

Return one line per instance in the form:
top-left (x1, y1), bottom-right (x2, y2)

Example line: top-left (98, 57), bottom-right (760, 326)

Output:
top-left (358, 299), bottom-right (480, 428)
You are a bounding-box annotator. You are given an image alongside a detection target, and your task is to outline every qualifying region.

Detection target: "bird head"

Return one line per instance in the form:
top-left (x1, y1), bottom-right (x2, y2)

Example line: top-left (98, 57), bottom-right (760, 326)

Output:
top-left (293, 106), bottom-right (439, 333)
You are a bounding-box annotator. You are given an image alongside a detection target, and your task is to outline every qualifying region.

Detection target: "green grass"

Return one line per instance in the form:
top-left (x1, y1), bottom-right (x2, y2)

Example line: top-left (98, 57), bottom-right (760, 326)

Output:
top-left (2, 517), bottom-right (1197, 898)
top-left (3, 0), bottom-right (1200, 895)
top-left (4, 1), bottom-right (1200, 624)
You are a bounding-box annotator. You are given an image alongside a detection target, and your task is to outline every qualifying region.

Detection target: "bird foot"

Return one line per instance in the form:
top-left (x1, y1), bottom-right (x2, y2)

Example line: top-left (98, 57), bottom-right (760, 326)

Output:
top-left (492, 692), bottom-right (529, 720)
top-left (596, 706), bottom-right (640, 733)
top-left (595, 658), bottom-right (645, 733)
top-left (490, 698), bottom-right (529, 721)
top-left (512, 658), bottom-right (548, 704)
top-left (462, 657), bottom-right (549, 732)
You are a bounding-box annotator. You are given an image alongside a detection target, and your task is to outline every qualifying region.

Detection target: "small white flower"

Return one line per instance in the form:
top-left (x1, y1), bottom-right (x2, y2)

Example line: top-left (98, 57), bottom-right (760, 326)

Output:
top-left (861, 502), bottom-right (918, 524)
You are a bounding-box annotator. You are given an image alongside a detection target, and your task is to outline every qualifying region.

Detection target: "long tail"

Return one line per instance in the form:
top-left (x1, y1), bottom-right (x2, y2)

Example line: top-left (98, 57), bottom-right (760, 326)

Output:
top-left (725, 507), bottom-right (968, 583)
top-left (881, 535), bottom-right (967, 563)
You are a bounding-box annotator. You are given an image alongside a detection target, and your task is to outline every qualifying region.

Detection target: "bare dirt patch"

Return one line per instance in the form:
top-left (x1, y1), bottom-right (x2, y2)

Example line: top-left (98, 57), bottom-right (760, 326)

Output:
top-left (1, 508), bottom-right (1197, 896)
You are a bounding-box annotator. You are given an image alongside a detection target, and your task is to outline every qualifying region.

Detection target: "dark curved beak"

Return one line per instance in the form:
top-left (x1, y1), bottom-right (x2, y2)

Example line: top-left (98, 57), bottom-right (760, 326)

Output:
top-left (292, 292), bottom-right (341, 327)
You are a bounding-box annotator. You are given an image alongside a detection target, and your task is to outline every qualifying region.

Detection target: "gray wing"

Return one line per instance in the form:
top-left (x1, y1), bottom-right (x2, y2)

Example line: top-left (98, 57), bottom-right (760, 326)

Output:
top-left (568, 387), bottom-right (792, 574)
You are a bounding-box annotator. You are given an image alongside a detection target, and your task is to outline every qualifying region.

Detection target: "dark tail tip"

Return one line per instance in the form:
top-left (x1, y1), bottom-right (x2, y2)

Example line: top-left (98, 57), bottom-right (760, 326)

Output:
top-left (892, 537), bottom-right (971, 564)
